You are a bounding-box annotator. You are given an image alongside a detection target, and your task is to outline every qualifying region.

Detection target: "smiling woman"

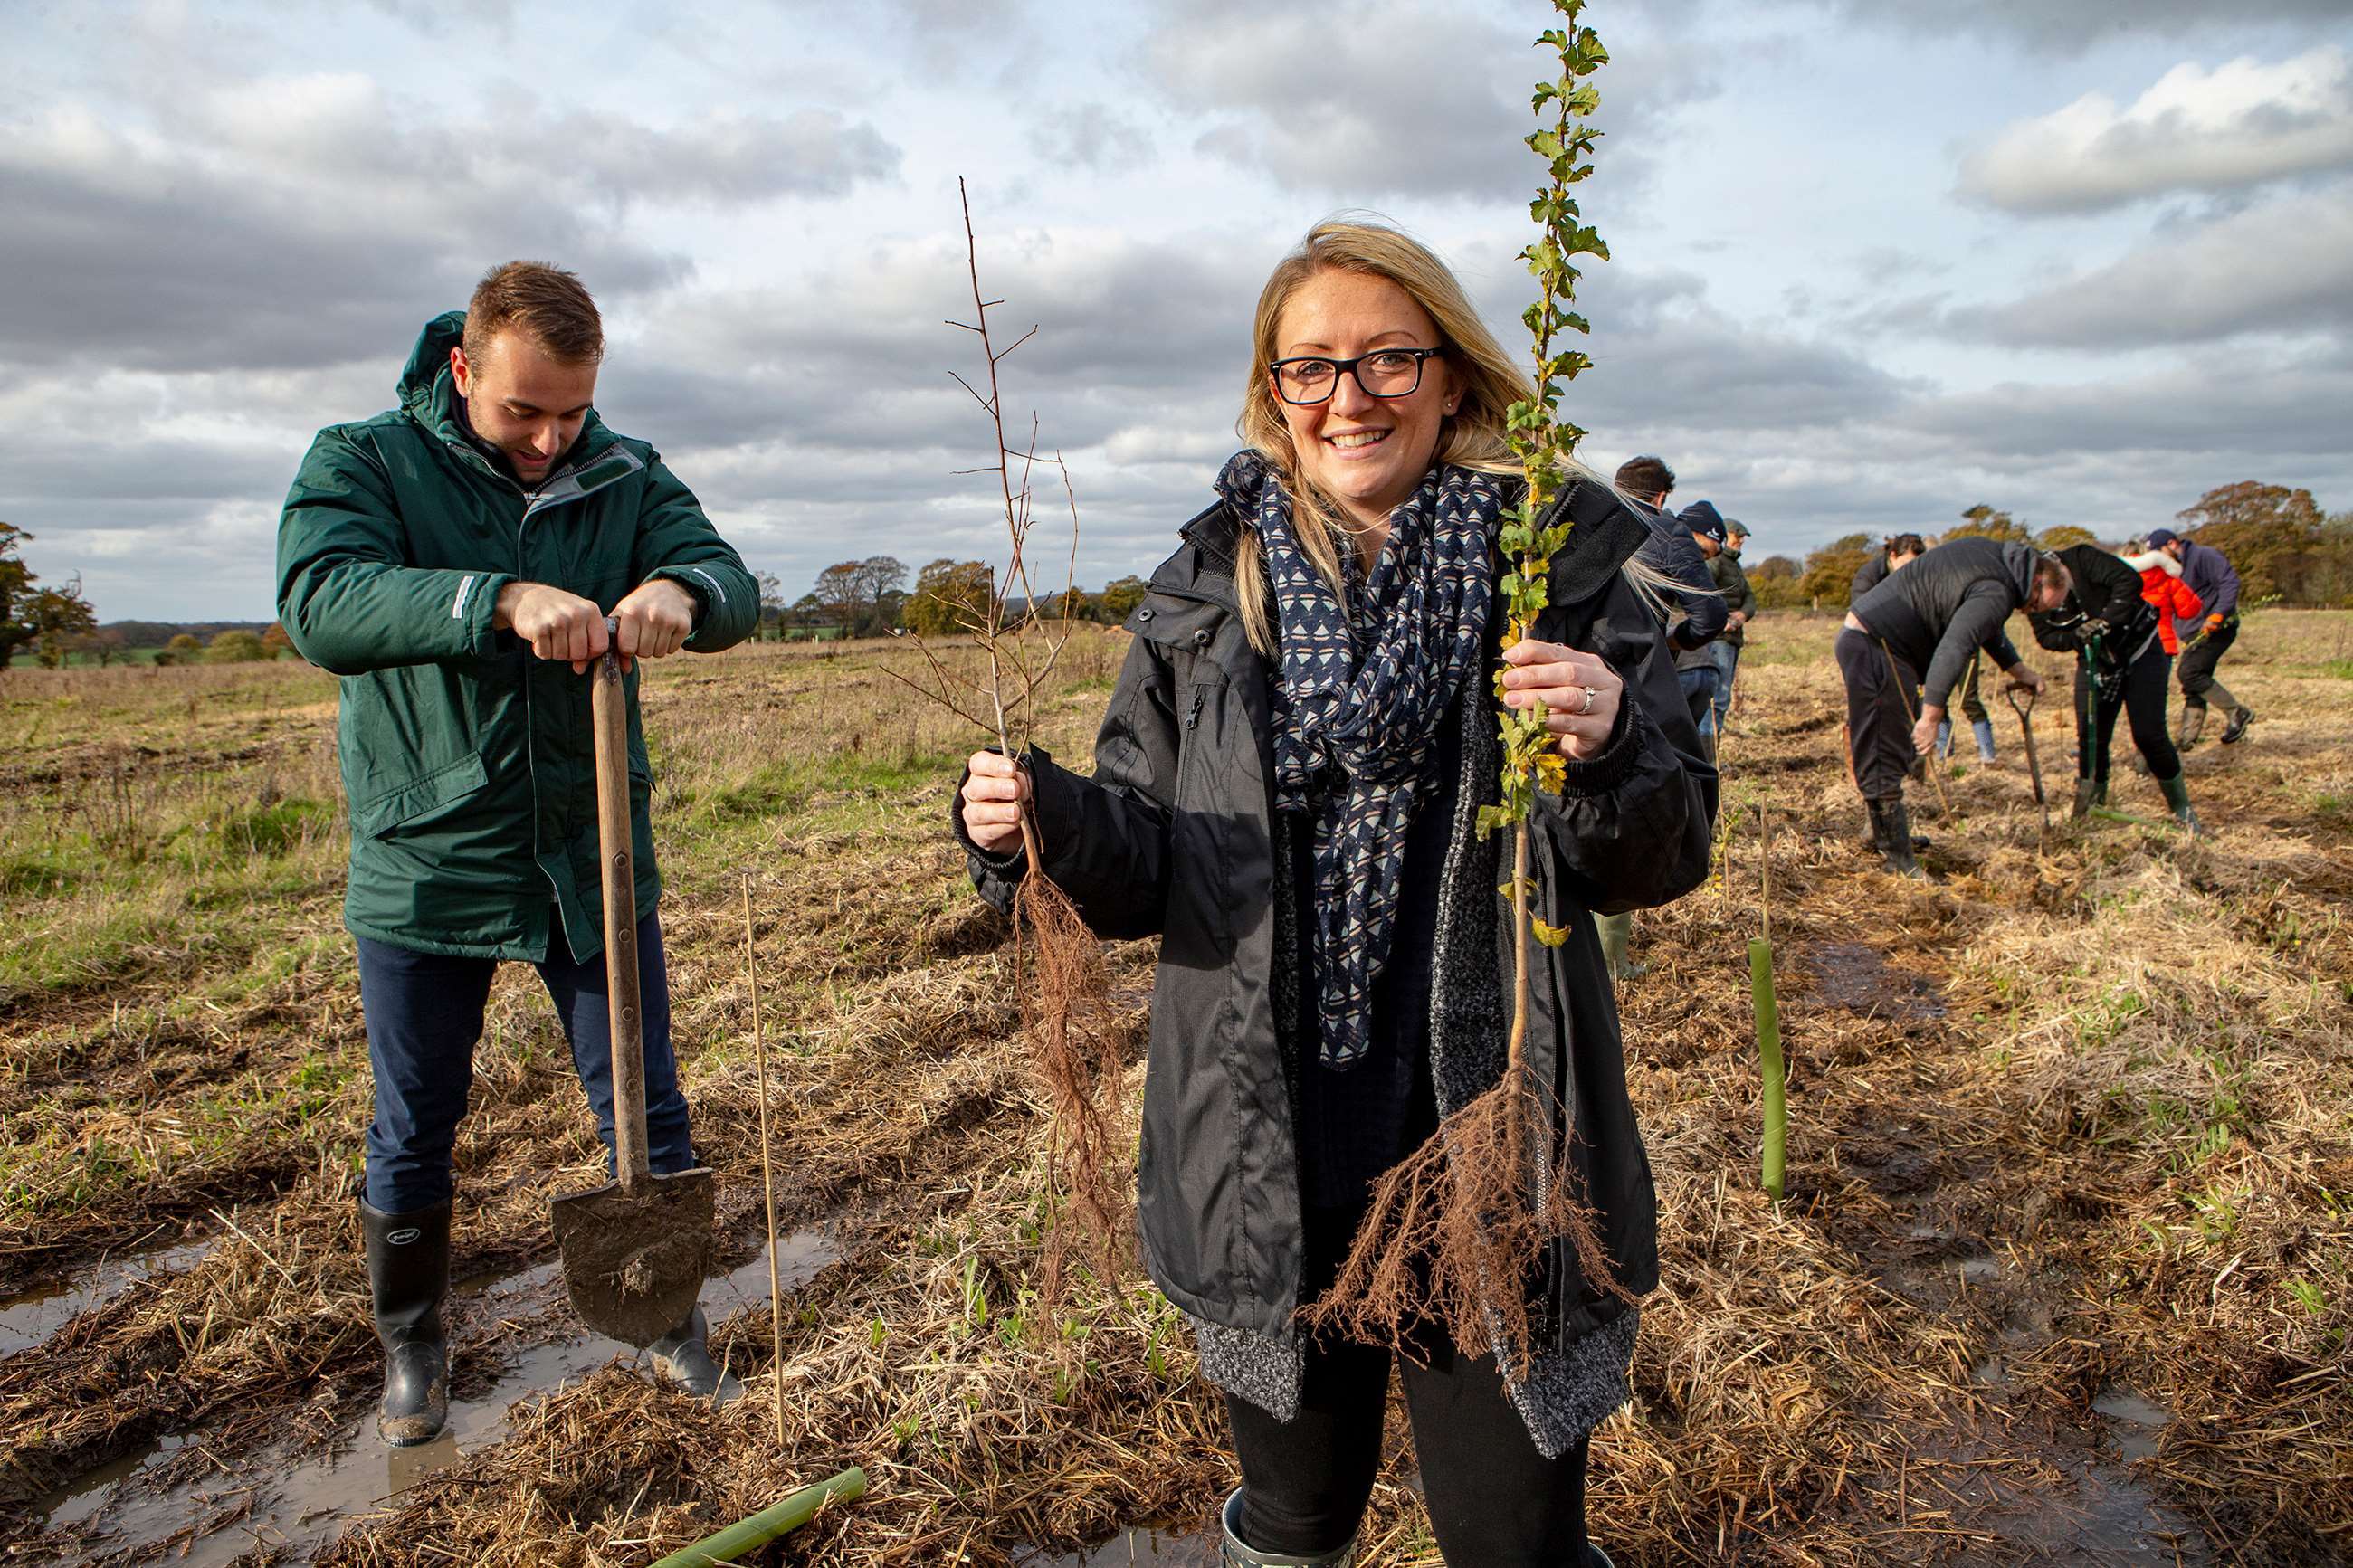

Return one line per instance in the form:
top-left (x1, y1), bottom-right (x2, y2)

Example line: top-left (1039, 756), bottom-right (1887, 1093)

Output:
top-left (951, 218), bottom-right (1717, 1567)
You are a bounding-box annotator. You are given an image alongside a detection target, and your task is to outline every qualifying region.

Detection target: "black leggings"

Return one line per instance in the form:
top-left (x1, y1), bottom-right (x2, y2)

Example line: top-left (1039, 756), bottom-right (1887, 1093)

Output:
top-left (1222, 1203), bottom-right (1592, 1563)
top-left (1224, 1338), bottom-right (1589, 1563)
top-left (2075, 638), bottom-right (2179, 782)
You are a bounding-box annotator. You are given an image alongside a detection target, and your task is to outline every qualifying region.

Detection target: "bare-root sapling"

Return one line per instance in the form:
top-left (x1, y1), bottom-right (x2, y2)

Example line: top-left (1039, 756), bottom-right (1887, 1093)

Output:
top-left (891, 180), bottom-right (1125, 1300)
top-left (1308, 3), bottom-right (1630, 1371)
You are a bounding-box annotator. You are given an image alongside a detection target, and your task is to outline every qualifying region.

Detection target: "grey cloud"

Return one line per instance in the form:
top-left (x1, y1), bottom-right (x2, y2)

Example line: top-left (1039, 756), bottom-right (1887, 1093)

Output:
top-left (1027, 103), bottom-right (1155, 176)
top-left (1958, 45), bottom-right (2353, 214)
top-left (1133, 0), bottom-right (1725, 204)
top-left (1824, 0), bottom-right (2349, 51)
top-left (1947, 186), bottom-right (2353, 348)
top-left (0, 82), bottom-right (899, 373)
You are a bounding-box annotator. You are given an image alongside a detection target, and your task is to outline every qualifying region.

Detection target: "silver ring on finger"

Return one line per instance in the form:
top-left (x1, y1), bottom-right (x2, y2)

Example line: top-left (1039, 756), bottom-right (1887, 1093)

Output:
top-left (1577, 684), bottom-right (1598, 716)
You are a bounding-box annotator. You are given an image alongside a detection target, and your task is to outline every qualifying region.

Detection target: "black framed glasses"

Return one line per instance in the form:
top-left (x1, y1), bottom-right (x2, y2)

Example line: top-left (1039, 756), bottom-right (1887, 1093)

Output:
top-left (1268, 347), bottom-right (1444, 405)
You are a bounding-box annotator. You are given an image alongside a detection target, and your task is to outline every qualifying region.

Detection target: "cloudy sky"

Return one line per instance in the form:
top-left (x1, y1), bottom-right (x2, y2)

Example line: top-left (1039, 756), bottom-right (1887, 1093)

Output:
top-left (5, 0), bottom-right (2348, 622)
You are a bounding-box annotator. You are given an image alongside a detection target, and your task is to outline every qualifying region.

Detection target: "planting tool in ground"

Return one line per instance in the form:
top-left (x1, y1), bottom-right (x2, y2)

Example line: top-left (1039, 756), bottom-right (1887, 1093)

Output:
top-left (2007, 685), bottom-right (2046, 842)
top-left (1750, 804), bottom-right (1786, 1201)
top-left (551, 621), bottom-right (715, 1346)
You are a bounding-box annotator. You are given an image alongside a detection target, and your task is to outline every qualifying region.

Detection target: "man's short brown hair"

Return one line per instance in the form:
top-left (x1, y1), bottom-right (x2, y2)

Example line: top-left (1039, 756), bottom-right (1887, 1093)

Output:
top-left (1889, 533), bottom-right (1926, 557)
top-left (463, 261), bottom-right (604, 367)
top-left (1614, 454), bottom-right (1675, 499)
top-left (2033, 553), bottom-right (2072, 597)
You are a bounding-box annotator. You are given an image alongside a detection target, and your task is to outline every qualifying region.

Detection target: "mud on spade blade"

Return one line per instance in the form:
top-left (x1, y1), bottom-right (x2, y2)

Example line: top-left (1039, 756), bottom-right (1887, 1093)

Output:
top-left (550, 630), bottom-right (716, 1348)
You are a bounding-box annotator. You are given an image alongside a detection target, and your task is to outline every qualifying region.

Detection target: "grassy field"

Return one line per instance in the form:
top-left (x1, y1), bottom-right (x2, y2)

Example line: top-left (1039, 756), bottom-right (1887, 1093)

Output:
top-left (1, 612), bottom-right (2348, 1565)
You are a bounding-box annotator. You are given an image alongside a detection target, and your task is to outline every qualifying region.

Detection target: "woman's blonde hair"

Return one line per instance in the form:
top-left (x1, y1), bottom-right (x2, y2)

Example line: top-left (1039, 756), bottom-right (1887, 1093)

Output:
top-left (1230, 220), bottom-right (1529, 650)
top-left (1227, 218), bottom-right (1681, 648)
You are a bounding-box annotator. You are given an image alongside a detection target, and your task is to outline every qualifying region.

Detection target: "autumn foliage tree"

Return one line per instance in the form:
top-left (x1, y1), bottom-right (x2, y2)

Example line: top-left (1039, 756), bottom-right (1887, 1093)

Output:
top-left (903, 558), bottom-right (994, 637)
top-left (2177, 481), bottom-right (2330, 603)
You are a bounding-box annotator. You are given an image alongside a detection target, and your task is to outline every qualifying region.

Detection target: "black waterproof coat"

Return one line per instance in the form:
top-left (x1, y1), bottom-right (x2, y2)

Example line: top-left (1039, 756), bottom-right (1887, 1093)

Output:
top-left (958, 478), bottom-right (1716, 1347)
top-left (2029, 544), bottom-right (2157, 668)
top-left (1849, 537), bottom-right (2035, 709)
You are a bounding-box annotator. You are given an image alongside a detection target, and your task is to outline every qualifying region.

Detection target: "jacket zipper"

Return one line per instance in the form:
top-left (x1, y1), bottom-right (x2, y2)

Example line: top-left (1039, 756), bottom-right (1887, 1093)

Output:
top-left (1186, 687), bottom-right (1207, 729)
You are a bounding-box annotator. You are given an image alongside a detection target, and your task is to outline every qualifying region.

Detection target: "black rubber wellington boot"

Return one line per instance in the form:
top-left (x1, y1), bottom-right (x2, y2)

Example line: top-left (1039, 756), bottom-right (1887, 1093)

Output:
top-left (1865, 798), bottom-right (1924, 878)
top-left (360, 1199), bottom-right (451, 1447)
top-left (649, 1305), bottom-right (738, 1402)
top-left (2158, 771), bottom-right (2205, 834)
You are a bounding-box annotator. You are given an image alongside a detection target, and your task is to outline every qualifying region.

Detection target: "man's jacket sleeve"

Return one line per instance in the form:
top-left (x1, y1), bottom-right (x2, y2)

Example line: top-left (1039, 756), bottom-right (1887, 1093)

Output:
top-left (633, 456), bottom-right (758, 652)
top-left (1640, 524), bottom-right (1727, 650)
top-left (277, 426), bottom-right (511, 676)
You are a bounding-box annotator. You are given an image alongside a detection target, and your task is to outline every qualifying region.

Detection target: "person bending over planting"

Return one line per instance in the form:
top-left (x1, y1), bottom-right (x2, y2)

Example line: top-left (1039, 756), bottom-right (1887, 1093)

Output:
top-left (955, 221), bottom-right (1714, 1568)
top-left (2031, 542), bottom-right (2205, 832)
top-left (277, 261), bottom-right (757, 1446)
top-left (1839, 538), bottom-right (2065, 876)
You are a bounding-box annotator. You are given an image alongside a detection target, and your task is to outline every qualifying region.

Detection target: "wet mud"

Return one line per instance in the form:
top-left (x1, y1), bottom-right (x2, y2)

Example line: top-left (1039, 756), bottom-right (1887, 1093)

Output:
top-left (24, 1229), bottom-right (838, 1565)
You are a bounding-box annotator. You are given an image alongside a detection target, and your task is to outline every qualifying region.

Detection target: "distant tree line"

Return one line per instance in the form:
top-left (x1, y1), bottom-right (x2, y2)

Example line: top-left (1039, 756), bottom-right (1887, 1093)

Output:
top-left (748, 555), bottom-right (1152, 641)
top-left (1747, 482), bottom-right (2353, 612)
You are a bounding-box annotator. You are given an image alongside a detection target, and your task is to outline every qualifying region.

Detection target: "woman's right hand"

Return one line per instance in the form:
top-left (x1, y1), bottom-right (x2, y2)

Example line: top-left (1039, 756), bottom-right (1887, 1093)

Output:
top-left (958, 751), bottom-right (1032, 853)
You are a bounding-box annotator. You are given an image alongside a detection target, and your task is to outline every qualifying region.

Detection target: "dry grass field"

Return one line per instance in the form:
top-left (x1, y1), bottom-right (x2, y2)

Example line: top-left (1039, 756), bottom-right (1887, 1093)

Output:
top-left (2, 611), bottom-right (2348, 1566)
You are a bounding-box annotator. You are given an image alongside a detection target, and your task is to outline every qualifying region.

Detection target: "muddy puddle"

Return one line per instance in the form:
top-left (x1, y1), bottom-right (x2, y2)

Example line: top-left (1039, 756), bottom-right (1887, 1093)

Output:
top-left (1805, 941), bottom-right (1946, 1021)
top-left (0, 1233), bottom-right (217, 1356)
top-left (1024, 1524), bottom-right (1217, 1566)
top-left (33, 1228), bottom-right (839, 1565)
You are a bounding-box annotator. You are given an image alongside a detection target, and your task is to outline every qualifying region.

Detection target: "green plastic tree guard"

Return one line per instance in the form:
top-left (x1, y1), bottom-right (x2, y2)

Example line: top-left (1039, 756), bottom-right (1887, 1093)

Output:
top-left (650, 1467), bottom-right (868, 1567)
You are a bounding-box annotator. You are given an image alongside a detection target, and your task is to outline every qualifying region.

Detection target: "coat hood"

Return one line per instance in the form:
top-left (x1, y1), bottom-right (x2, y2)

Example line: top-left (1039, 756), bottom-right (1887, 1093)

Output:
top-left (395, 310), bottom-right (616, 474)
top-left (2000, 539), bottom-right (2040, 603)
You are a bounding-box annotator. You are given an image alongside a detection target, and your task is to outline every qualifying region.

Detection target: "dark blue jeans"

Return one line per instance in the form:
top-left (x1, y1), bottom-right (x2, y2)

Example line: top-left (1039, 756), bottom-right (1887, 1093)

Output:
top-left (355, 913), bottom-right (695, 1212)
top-left (1677, 664), bottom-right (1720, 742)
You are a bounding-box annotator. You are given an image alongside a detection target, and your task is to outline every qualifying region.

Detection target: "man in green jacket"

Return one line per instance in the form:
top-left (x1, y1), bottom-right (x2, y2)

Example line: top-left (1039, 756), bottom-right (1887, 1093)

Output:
top-left (277, 261), bottom-right (757, 1447)
top-left (1705, 513), bottom-right (1757, 736)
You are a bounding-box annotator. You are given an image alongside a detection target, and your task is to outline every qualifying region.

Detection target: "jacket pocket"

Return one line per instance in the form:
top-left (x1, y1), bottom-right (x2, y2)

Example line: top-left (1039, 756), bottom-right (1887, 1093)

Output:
top-left (353, 754), bottom-right (491, 839)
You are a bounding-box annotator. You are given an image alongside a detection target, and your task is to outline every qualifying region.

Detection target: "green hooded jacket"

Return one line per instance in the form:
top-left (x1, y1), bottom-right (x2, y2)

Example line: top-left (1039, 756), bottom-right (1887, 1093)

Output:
top-left (277, 311), bottom-right (757, 963)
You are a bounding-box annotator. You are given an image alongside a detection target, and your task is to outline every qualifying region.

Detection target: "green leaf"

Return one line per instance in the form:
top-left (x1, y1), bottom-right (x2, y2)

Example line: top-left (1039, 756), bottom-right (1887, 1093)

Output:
top-left (1531, 917), bottom-right (1576, 948)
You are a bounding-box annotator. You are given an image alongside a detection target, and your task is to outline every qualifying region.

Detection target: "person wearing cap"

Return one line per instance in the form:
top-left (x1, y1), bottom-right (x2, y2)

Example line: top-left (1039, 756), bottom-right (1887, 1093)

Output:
top-left (2145, 527), bottom-right (2253, 746)
top-left (1673, 501), bottom-right (1748, 749)
top-left (1704, 514), bottom-right (1757, 736)
top-left (1597, 456), bottom-right (1725, 980)
top-left (1840, 538), bottom-right (2067, 875)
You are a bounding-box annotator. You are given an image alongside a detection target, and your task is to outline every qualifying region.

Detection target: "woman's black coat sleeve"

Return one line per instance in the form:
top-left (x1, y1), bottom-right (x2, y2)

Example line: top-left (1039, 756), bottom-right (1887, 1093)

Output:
top-left (1527, 570), bottom-right (1719, 917)
top-left (953, 629), bottom-right (1179, 941)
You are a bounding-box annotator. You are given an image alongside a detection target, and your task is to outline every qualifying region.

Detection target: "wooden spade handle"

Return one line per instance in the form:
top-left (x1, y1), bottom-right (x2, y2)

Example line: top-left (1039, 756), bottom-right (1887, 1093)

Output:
top-left (591, 622), bottom-right (651, 1194)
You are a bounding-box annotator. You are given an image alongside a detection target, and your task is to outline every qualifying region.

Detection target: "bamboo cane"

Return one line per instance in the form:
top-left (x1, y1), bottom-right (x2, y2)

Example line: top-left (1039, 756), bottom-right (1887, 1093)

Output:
top-left (740, 874), bottom-right (786, 1451)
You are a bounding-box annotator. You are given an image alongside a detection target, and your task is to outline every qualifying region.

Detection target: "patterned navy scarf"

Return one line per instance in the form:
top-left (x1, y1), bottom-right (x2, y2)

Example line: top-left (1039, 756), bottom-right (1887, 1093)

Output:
top-left (1215, 451), bottom-right (1502, 1069)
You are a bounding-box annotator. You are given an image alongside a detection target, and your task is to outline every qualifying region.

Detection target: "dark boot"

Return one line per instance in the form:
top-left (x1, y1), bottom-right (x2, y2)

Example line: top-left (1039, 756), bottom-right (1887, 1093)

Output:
top-left (2092, 774), bottom-right (2110, 808)
top-left (648, 1305), bottom-right (738, 1402)
top-left (1220, 1487), bottom-right (1357, 1566)
top-left (2071, 777), bottom-right (2095, 819)
top-left (2219, 705), bottom-right (2255, 745)
top-left (1865, 798), bottom-right (1923, 878)
top-left (2177, 700), bottom-right (2206, 749)
top-left (360, 1199), bottom-right (451, 1448)
top-left (2158, 772), bottom-right (2205, 834)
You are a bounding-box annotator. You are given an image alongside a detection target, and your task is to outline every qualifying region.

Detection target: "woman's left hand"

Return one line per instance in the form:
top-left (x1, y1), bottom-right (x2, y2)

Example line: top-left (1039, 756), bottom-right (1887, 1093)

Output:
top-left (1500, 638), bottom-right (1624, 760)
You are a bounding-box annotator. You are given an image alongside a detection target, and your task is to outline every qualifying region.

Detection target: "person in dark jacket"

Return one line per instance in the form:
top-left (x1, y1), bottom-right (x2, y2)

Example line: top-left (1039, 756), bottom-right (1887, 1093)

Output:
top-left (1669, 499), bottom-right (1740, 751)
top-left (2029, 543), bottom-right (2204, 831)
top-left (957, 222), bottom-right (1713, 1568)
top-left (278, 263), bottom-right (757, 1446)
top-left (1704, 514), bottom-right (1758, 736)
top-left (1840, 538), bottom-right (2063, 873)
top-left (1848, 533), bottom-right (1923, 603)
top-left (2146, 527), bottom-right (2253, 746)
top-left (1852, 534), bottom-right (1996, 762)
